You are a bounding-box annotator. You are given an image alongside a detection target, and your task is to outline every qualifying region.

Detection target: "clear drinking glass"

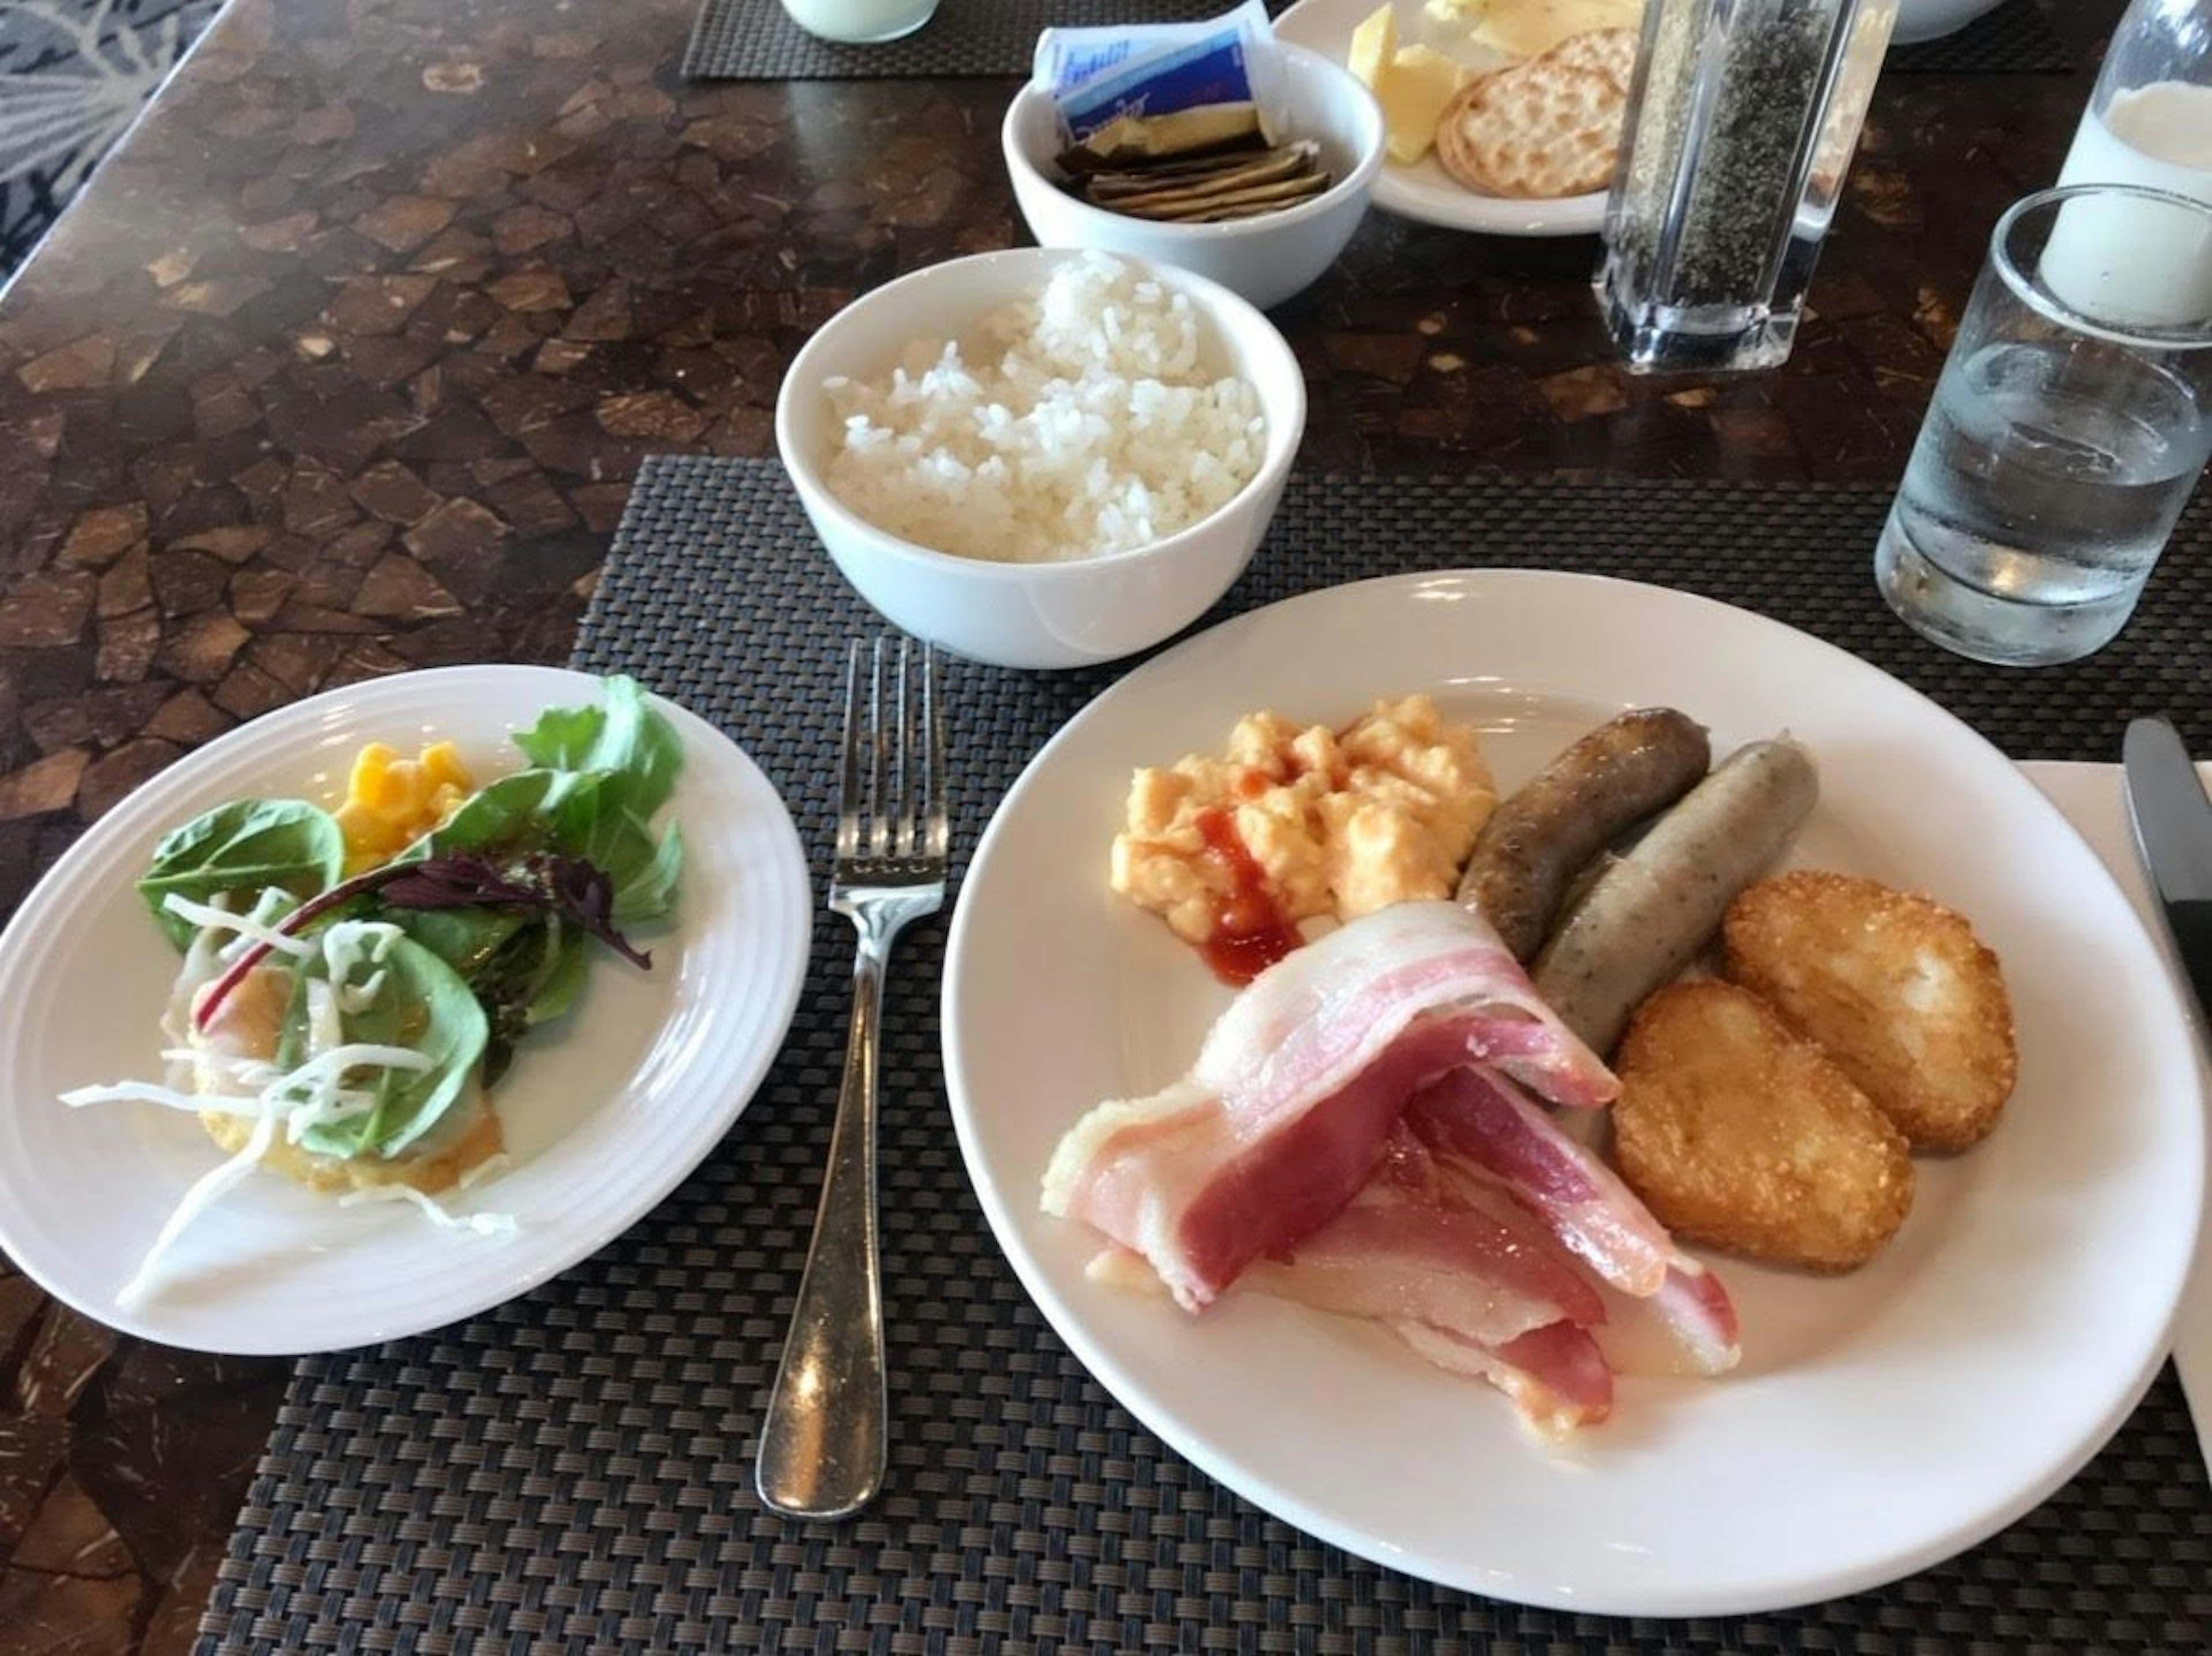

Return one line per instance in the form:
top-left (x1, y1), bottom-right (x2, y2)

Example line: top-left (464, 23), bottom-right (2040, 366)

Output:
top-left (1872, 184), bottom-right (2212, 667)
top-left (1596, 0), bottom-right (1898, 373)
top-left (779, 0), bottom-right (939, 46)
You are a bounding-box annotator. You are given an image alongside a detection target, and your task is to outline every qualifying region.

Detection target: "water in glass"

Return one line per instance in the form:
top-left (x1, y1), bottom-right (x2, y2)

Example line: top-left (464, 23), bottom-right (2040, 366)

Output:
top-left (1874, 335), bottom-right (2209, 666)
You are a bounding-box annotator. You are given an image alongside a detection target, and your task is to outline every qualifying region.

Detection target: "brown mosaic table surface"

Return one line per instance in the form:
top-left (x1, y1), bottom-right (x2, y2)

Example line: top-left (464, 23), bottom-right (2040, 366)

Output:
top-left (0, 1), bottom-right (2154, 1651)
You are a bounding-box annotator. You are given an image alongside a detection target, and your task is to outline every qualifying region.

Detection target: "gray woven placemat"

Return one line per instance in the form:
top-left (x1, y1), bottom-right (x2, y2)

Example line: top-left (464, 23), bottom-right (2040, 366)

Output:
top-left (1885, 0), bottom-right (2070, 75)
top-left (685, 0), bottom-right (1286, 82)
top-left (684, 0), bottom-right (2066, 81)
top-left (198, 460), bottom-right (2212, 1655)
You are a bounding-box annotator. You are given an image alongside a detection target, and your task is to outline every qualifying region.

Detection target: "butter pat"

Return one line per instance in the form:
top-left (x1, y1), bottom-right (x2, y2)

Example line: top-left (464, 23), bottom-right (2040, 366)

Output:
top-left (1349, 5), bottom-right (1474, 166)
top-left (1380, 46), bottom-right (1470, 164)
top-left (1349, 2), bottom-right (1397, 87)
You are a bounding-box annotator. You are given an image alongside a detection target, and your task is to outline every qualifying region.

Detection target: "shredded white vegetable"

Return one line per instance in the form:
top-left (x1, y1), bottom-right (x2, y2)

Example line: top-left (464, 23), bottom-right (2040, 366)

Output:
top-left (70, 1037), bottom-right (430, 1111)
top-left (457, 1152), bottom-right (512, 1191)
top-left (66, 1036), bottom-right (444, 1319)
top-left (305, 975), bottom-right (341, 1058)
top-left (113, 1104), bottom-right (281, 1309)
top-left (339, 1184), bottom-right (518, 1237)
top-left (342, 969), bottom-right (389, 1014)
top-left (161, 890), bottom-right (316, 959)
top-left (69, 909), bottom-right (502, 1307)
top-left (62, 1077), bottom-right (237, 1114)
top-left (68, 1049), bottom-right (418, 1124)
top-left (224, 888), bottom-right (298, 961)
top-left (322, 920), bottom-right (403, 1014)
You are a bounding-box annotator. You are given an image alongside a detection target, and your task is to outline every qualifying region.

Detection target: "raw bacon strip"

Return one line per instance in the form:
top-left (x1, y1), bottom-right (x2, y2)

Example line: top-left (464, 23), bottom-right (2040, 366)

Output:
top-left (1546, 1253), bottom-right (1741, 1379)
top-left (1093, 1146), bottom-right (1618, 1429)
top-left (1237, 1134), bottom-right (1614, 1430)
top-left (1043, 1017), bottom-right (1480, 1311)
top-left (1175, 901), bottom-right (1617, 1123)
top-left (1407, 1068), bottom-right (1674, 1296)
top-left (1392, 1321), bottom-right (1614, 1432)
top-left (1240, 1133), bottom-right (1605, 1342)
top-left (1406, 1068), bottom-right (1741, 1375)
top-left (1042, 903), bottom-right (1617, 1310)
top-left (1642, 1257), bottom-right (1740, 1376)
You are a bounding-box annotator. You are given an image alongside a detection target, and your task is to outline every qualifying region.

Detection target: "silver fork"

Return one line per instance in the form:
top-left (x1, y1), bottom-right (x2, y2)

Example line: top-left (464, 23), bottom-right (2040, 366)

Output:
top-left (757, 637), bottom-right (947, 1520)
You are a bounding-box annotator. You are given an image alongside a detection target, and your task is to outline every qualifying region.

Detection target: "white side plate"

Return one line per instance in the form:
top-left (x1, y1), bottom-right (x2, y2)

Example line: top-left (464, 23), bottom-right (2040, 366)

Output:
top-left (0, 665), bottom-right (813, 1355)
top-left (1274, 0), bottom-right (1610, 237)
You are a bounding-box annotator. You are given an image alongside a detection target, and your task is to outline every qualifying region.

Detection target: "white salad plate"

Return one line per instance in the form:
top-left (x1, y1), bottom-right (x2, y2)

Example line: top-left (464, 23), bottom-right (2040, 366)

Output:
top-left (941, 571), bottom-right (2206, 1616)
top-left (0, 664), bottom-right (812, 1356)
top-left (1273, 0), bottom-right (1609, 238)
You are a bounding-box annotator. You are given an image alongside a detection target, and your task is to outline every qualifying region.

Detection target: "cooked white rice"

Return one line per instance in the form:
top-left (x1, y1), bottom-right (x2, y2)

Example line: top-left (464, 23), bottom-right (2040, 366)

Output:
top-left (821, 254), bottom-right (1267, 564)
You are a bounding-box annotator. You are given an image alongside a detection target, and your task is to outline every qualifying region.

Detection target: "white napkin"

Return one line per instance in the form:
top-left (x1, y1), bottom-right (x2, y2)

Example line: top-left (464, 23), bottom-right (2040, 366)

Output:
top-left (2020, 760), bottom-right (2211, 1473)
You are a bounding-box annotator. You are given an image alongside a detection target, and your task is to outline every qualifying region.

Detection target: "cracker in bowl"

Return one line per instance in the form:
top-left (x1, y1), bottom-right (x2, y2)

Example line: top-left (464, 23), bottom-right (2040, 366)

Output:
top-left (1434, 56), bottom-right (1624, 199)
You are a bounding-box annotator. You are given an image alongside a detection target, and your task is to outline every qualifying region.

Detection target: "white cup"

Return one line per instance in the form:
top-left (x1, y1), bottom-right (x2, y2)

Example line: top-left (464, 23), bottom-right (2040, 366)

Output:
top-left (779, 0), bottom-right (938, 46)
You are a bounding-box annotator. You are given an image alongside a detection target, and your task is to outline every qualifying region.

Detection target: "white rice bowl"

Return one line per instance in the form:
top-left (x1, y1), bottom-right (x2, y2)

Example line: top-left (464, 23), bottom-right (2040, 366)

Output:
top-left (821, 254), bottom-right (1267, 564)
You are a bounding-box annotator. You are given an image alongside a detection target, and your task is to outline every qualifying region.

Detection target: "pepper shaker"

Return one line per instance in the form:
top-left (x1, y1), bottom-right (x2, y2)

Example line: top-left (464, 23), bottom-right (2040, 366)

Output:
top-left (1596, 0), bottom-right (1899, 374)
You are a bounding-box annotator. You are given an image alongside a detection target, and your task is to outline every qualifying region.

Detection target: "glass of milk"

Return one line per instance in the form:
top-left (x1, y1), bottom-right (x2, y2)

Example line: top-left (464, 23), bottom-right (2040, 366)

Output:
top-left (779, 0), bottom-right (938, 45)
top-left (1873, 185), bottom-right (2212, 667)
top-left (2040, 0), bottom-right (2212, 326)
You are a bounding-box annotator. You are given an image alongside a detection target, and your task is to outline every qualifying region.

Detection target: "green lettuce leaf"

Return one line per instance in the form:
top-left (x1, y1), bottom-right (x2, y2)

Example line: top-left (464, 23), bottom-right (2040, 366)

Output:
top-left (137, 799), bottom-right (343, 950)
top-left (547, 785), bottom-right (684, 923)
top-left (281, 934), bottom-right (490, 1160)
top-left (396, 906), bottom-right (531, 981)
top-left (513, 674), bottom-right (682, 822)
top-left (416, 769), bottom-right (594, 859)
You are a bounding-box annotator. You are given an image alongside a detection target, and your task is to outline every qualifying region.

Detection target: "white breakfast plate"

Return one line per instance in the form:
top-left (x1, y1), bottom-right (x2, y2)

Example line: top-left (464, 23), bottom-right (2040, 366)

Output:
top-left (0, 665), bottom-right (812, 1355)
top-left (941, 571), bottom-right (2206, 1616)
top-left (1274, 0), bottom-right (1609, 237)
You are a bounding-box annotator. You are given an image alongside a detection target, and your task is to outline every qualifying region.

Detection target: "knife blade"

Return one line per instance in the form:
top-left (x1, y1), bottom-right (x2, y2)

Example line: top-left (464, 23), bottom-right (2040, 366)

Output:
top-left (2123, 715), bottom-right (2212, 1022)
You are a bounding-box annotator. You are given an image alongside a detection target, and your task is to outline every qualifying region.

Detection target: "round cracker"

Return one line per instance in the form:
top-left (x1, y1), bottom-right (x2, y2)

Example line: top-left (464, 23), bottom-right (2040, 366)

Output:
top-left (1533, 27), bottom-right (1638, 94)
top-left (1434, 59), bottom-right (1624, 200)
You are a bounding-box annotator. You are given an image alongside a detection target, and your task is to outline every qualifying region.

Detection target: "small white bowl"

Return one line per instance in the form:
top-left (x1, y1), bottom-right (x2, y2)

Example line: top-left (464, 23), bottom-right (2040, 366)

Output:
top-left (1002, 42), bottom-right (1384, 312)
top-left (775, 247), bottom-right (1305, 672)
top-left (1893, 0), bottom-right (2009, 44)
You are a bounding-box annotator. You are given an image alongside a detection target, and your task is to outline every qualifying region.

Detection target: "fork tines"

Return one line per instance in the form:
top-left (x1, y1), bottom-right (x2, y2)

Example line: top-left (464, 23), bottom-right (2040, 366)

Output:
top-left (837, 637), bottom-right (946, 875)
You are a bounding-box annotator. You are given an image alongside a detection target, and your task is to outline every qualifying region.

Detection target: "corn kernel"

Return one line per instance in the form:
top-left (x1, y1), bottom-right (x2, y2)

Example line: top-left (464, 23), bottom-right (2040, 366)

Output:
top-left (335, 739), bottom-right (477, 872)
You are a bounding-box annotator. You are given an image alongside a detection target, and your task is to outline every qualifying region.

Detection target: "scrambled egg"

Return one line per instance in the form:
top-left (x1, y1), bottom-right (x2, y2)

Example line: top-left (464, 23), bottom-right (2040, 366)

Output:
top-left (1111, 694), bottom-right (1495, 945)
top-left (334, 740), bottom-right (475, 871)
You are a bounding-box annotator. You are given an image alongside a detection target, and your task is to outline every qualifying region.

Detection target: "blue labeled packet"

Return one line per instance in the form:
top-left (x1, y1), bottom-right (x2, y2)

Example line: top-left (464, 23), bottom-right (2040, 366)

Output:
top-left (1034, 1), bottom-right (1284, 156)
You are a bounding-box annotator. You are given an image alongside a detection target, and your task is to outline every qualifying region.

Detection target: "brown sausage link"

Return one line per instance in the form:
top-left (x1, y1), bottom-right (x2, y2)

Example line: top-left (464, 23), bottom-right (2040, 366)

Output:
top-left (1458, 707), bottom-right (1710, 961)
top-left (1531, 737), bottom-right (1820, 1056)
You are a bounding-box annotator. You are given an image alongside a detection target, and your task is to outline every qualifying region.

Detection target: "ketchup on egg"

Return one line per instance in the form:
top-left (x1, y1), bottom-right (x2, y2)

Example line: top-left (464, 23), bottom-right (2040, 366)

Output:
top-left (1192, 807), bottom-right (1300, 986)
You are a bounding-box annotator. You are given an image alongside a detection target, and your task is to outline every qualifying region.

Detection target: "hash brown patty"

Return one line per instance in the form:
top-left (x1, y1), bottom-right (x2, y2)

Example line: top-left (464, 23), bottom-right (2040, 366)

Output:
top-left (1722, 871), bottom-right (2017, 1152)
top-left (1614, 981), bottom-right (1916, 1272)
